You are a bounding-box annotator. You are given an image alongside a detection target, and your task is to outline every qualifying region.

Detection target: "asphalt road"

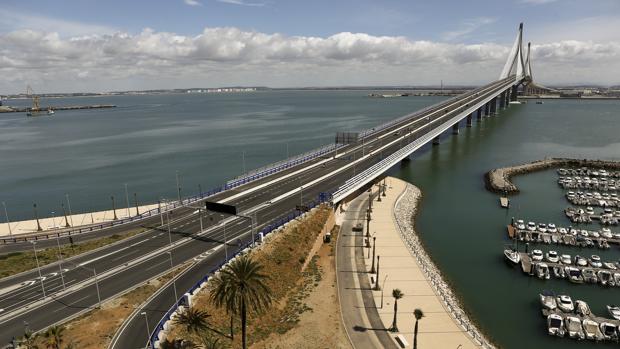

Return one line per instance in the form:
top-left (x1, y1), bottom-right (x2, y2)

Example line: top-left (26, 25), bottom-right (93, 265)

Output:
top-left (0, 76), bottom-right (518, 346)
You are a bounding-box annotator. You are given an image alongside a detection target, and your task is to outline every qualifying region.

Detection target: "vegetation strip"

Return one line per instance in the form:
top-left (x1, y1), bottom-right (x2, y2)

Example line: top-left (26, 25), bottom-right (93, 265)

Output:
top-left (485, 158), bottom-right (620, 194)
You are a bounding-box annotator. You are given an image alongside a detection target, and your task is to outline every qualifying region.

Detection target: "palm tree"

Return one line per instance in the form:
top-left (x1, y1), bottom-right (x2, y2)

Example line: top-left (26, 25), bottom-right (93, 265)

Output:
top-left (173, 307), bottom-right (211, 337)
top-left (43, 326), bottom-right (64, 349)
top-left (20, 330), bottom-right (38, 349)
top-left (209, 254), bottom-right (273, 349)
top-left (413, 308), bottom-right (425, 349)
top-left (389, 289), bottom-right (404, 332)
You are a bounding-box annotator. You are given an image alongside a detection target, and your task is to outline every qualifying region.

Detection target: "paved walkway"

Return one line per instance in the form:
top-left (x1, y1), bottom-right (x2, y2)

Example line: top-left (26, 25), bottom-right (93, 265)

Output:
top-left (367, 177), bottom-right (482, 349)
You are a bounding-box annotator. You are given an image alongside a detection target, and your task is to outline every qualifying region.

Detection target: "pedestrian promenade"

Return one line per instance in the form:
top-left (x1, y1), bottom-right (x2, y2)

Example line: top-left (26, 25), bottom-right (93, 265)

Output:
top-left (366, 177), bottom-right (483, 348)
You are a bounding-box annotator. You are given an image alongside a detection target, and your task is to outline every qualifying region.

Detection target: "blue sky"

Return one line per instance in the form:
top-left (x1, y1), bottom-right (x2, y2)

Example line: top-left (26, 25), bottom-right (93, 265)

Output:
top-left (0, 0), bottom-right (619, 92)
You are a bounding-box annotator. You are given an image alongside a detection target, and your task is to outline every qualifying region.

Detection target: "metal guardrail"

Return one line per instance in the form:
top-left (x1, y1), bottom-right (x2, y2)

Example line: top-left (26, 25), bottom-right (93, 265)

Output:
top-left (226, 143), bottom-right (343, 188)
top-left (147, 193), bottom-right (332, 348)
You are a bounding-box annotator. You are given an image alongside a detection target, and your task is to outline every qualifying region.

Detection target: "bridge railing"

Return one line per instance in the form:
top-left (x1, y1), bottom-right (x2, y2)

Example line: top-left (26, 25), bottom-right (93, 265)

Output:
top-left (147, 193), bottom-right (333, 348)
top-left (225, 143), bottom-right (344, 189)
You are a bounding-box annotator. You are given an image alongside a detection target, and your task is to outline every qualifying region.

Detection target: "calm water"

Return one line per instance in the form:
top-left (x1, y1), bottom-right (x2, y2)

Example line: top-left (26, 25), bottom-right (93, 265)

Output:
top-left (2, 92), bottom-right (619, 348)
top-left (392, 99), bottom-right (620, 348)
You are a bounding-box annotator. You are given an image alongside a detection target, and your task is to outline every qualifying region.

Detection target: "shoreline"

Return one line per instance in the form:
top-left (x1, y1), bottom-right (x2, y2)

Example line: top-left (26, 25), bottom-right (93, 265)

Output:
top-left (485, 157), bottom-right (620, 194)
top-left (393, 178), bottom-right (495, 348)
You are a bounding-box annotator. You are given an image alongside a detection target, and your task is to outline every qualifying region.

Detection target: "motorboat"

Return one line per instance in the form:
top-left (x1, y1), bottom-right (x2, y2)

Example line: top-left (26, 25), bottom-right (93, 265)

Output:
top-left (575, 300), bottom-right (591, 317)
top-left (527, 221), bottom-right (537, 231)
top-left (586, 206), bottom-right (595, 215)
top-left (546, 250), bottom-right (559, 263)
top-left (560, 254), bottom-right (572, 265)
top-left (598, 239), bottom-right (610, 249)
top-left (614, 273), bottom-right (620, 286)
top-left (607, 305), bottom-right (620, 320)
top-left (601, 228), bottom-right (613, 239)
top-left (574, 255), bottom-right (588, 267)
top-left (535, 263), bottom-right (550, 280)
top-left (599, 270), bottom-right (614, 286)
top-left (582, 319), bottom-right (603, 341)
top-left (565, 316), bottom-right (585, 340)
top-left (504, 249), bottom-right (520, 265)
top-left (605, 262), bottom-right (618, 270)
top-left (600, 322), bottom-right (618, 341)
top-left (547, 223), bottom-right (558, 233)
top-left (531, 249), bottom-right (544, 262)
top-left (516, 219), bottom-right (526, 230)
top-left (538, 223), bottom-right (548, 233)
top-left (590, 255), bottom-right (603, 268)
top-left (558, 227), bottom-right (568, 235)
top-left (547, 314), bottom-right (565, 337)
top-left (552, 265), bottom-right (566, 279)
top-left (583, 268), bottom-right (598, 283)
top-left (566, 267), bottom-right (584, 284)
top-left (556, 295), bottom-right (575, 312)
top-left (539, 291), bottom-right (557, 310)
top-left (551, 234), bottom-right (560, 244)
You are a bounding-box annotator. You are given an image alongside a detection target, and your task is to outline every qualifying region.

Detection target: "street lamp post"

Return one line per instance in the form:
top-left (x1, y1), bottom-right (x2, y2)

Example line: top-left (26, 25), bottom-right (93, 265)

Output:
top-left (167, 251), bottom-right (178, 301)
top-left (111, 196), bottom-right (118, 220)
top-left (65, 194), bottom-right (74, 227)
top-left (124, 183), bottom-right (130, 218)
top-left (141, 311), bottom-right (150, 347)
top-left (31, 241), bottom-right (46, 298)
top-left (374, 255), bottom-right (381, 291)
top-left (55, 234), bottom-right (66, 290)
top-left (134, 192), bottom-right (139, 216)
top-left (2, 201), bottom-right (11, 236)
top-left (61, 203), bottom-right (70, 228)
top-left (370, 236), bottom-right (377, 273)
top-left (176, 171), bottom-right (182, 203)
top-left (365, 209), bottom-right (371, 248)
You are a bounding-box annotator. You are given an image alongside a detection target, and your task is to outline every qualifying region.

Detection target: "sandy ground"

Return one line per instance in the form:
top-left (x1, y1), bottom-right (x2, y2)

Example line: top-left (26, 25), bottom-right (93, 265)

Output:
top-left (0, 202), bottom-right (162, 237)
top-left (251, 226), bottom-right (352, 349)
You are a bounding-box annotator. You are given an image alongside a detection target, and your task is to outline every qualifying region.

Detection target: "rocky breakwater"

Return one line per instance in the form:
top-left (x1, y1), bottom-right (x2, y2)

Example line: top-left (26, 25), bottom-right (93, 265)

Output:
top-left (394, 182), bottom-right (495, 348)
top-left (485, 158), bottom-right (620, 194)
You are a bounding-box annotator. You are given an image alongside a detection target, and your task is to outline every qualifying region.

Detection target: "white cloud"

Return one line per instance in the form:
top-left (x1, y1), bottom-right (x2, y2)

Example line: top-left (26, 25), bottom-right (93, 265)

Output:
top-left (184, 0), bottom-right (202, 6)
top-left (216, 0), bottom-right (266, 7)
top-left (0, 26), bottom-right (618, 93)
top-left (442, 17), bottom-right (497, 41)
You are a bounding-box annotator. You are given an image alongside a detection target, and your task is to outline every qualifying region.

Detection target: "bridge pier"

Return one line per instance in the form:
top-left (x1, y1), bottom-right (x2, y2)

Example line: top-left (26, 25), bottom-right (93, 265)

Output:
top-left (432, 136), bottom-right (440, 145)
top-left (484, 102), bottom-right (490, 117)
top-left (466, 114), bottom-right (473, 127)
top-left (477, 108), bottom-right (482, 121)
top-left (505, 89), bottom-right (511, 107)
top-left (499, 92), bottom-right (505, 110)
top-left (511, 85), bottom-right (518, 101)
top-left (490, 97), bottom-right (497, 115)
top-left (452, 123), bottom-right (459, 135)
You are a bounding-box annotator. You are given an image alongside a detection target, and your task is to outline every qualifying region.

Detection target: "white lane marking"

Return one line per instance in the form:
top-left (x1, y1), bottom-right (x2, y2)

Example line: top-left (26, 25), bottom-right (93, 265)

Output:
top-left (145, 260), bottom-right (168, 272)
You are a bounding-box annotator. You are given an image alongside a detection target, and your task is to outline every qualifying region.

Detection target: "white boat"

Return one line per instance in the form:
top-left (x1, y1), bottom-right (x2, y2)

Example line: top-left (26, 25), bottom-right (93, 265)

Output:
top-left (565, 267), bottom-right (584, 284)
top-left (557, 295), bottom-right (575, 312)
top-left (614, 273), bottom-right (620, 286)
top-left (600, 322), bottom-right (618, 340)
top-left (561, 254), bottom-right (572, 265)
top-left (535, 263), bottom-right (550, 280)
top-left (582, 319), bottom-right (603, 341)
top-left (547, 314), bottom-right (565, 337)
top-left (607, 305), bottom-right (620, 320)
top-left (539, 291), bottom-right (557, 310)
top-left (546, 250), bottom-right (559, 263)
top-left (531, 249), bottom-right (544, 261)
top-left (583, 268), bottom-right (598, 283)
top-left (575, 300), bottom-right (591, 317)
top-left (527, 221), bottom-right (536, 231)
top-left (516, 219), bottom-right (526, 230)
top-left (565, 316), bottom-right (585, 340)
top-left (537, 223), bottom-right (547, 233)
top-left (599, 270), bottom-right (613, 286)
top-left (547, 223), bottom-right (558, 233)
top-left (504, 249), bottom-right (520, 265)
top-left (590, 255), bottom-right (602, 268)
top-left (552, 265), bottom-right (565, 279)
top-left (574, 255), bottom-right (588, 267)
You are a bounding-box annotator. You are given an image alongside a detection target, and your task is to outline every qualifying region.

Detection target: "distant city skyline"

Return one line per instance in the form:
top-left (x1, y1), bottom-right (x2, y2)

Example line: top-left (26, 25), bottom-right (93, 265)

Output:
top-left (0, 0), bottom-right (619, 93)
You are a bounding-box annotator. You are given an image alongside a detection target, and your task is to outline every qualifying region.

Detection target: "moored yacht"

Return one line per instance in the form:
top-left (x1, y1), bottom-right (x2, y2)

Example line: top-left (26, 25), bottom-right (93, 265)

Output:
top-left (545, 250), bottom-right (559, 263)
top-left (565, 316), bottom-right (585, 340)
top-left (600, 322), bottom-right (618, 341)
top-left (556, 295), bottom-right (575, 312)
top-left (539, 290), bottom-right (557, 310)
top-left (531, 249), bottom-right (544, 261)
top-left (547, 314), bottom-right (565, 337)
top-left (582, 319), bottom-right (603, 341)
top-left (565, 267), bottom-right (584, 284)
top-left (590, 255), bottom-right (602, 268)
top-left (598, 270), bottom-right (614, 286)
top-left (575, 300), bottom-right (591, 317)
top-left (504, 248), bottom-right (520, 265)
top-left (583, 268), bottom-right (598, 283)
top-left (552, 265), bottom-right (566, 279)
top-left (561, 254), bottom-right (572, 265)
top-left (607, 305), bottom-right (620, 320)
top-left (535, 263), bottom-right (550, 280)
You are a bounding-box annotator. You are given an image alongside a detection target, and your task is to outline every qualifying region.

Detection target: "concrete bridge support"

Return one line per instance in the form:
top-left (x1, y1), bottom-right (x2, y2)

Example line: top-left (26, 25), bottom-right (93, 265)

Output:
top-left (511, 85), bottom-right (518, 101)
top-left (432, 136), bottom-right (440, 145)
top-left (466, 113), bottom-right (473, 127)
top-left (505, 89), bottom-right (511, 107)
top-left (452, 123), bottom-right (459, 135)
top-left (490, 97), bottom-right (497, 115)
top-left (499, 92), bottom-right (505, 110)
top-left (477, 108), bottom-right (482, 121)
top-left (484, 102), bottom-right (490, 117)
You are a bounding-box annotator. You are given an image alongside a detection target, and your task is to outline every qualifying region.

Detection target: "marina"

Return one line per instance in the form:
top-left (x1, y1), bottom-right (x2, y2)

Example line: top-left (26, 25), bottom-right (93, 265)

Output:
top-left (508, 220), bottom-right (619, 247)
top-left (540, 293), bottom-right (620, 342)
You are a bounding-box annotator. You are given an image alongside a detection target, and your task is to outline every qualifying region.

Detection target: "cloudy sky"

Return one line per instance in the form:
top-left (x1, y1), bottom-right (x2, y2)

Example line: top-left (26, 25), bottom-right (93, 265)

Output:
top-left (1, 0), bottom-right (619, 93)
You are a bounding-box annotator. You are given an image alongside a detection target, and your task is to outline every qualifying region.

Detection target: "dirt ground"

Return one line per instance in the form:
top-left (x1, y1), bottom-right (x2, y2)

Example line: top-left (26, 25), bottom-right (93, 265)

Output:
top-left (250, 226), bottom-right (352, 349)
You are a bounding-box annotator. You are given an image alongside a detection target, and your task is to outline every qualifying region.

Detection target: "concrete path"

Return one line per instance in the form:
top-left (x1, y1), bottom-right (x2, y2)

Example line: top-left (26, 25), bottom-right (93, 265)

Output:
top-left (366, 177), bottom-right (482, 349)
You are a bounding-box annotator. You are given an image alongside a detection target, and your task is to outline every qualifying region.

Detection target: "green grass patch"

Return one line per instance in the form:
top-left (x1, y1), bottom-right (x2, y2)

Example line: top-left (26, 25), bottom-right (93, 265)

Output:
top-left (0, 228), bottom-right (145, 278)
